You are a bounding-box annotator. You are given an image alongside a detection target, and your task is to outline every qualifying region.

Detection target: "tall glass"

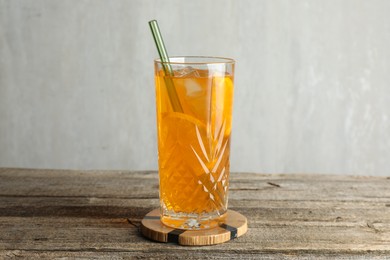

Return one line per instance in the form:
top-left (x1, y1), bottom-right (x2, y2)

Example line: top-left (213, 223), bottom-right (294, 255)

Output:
top-left (154, 56), bottom-right (235, 230)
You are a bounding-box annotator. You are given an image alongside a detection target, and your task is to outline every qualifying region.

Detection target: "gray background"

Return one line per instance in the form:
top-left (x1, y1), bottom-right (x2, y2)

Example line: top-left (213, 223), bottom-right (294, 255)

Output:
top-left (1, 0), bottom-right (389, 176)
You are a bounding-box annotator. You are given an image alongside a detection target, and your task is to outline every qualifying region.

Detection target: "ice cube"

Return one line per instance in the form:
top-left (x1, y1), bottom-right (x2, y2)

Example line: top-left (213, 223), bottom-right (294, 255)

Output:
top-left (184, 79), bottom-right (202, 96)
top-left (174, 66), bottom-right (200, 78)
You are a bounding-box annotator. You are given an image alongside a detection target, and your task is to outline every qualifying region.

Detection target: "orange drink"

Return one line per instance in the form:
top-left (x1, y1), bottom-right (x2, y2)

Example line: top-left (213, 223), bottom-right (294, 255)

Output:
top-left (155, 57), bottom-right (234, 229)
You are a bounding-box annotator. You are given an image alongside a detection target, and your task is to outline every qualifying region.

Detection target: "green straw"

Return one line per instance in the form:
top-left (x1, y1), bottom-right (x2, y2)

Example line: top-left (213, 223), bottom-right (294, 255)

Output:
top-left (149, 20), bottom-right (183, 113)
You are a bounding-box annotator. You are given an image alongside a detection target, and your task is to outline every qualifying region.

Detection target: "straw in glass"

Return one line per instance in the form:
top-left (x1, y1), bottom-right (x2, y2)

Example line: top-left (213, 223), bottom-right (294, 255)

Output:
top-left (149, 20), bottom-right (183, 113)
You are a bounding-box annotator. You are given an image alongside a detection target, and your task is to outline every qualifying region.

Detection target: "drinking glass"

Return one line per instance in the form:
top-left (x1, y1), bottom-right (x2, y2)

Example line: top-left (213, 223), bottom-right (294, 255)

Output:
top-left (154, 56), bottom-right (235, 230)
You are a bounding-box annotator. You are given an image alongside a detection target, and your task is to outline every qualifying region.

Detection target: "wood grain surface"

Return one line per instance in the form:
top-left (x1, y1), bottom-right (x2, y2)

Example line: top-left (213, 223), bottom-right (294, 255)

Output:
top-left (0, 168), bottom-right (389, 259)
top-left (141, 209), bottom-right (247, 246)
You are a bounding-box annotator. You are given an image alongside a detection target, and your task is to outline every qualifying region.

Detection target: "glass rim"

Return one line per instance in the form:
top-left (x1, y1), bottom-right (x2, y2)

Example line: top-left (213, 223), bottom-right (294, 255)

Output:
top-left (154, 56), bottom-right (235, 65)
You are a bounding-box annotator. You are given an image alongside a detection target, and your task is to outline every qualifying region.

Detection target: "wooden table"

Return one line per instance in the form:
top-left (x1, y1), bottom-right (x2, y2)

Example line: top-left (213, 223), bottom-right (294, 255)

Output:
top-left (0, 168), bottom-right (389, 259)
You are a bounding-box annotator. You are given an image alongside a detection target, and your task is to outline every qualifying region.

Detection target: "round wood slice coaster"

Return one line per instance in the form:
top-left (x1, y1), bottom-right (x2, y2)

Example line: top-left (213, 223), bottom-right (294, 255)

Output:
top-left (141, 209), bottom-right (247, 246)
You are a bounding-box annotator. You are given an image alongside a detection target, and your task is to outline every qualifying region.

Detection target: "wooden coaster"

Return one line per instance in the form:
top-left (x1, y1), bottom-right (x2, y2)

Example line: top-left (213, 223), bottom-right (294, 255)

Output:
top-left (141, 209), bottom-right (247, 246)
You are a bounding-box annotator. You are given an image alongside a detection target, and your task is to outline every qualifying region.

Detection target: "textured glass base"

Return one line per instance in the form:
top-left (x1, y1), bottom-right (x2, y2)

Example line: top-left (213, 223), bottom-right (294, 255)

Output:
top-left (161, 210), bottom-right (227, 230)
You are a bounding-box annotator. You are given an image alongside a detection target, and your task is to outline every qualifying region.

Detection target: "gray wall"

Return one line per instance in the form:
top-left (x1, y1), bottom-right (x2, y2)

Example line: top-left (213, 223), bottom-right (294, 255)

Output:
top-left (1, 0), bottom-right (390, 176)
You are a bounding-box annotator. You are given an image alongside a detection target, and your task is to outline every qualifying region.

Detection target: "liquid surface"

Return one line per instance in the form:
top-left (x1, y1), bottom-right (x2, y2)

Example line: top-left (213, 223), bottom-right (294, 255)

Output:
top-left (155, 68), bottom-right (234, 229)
